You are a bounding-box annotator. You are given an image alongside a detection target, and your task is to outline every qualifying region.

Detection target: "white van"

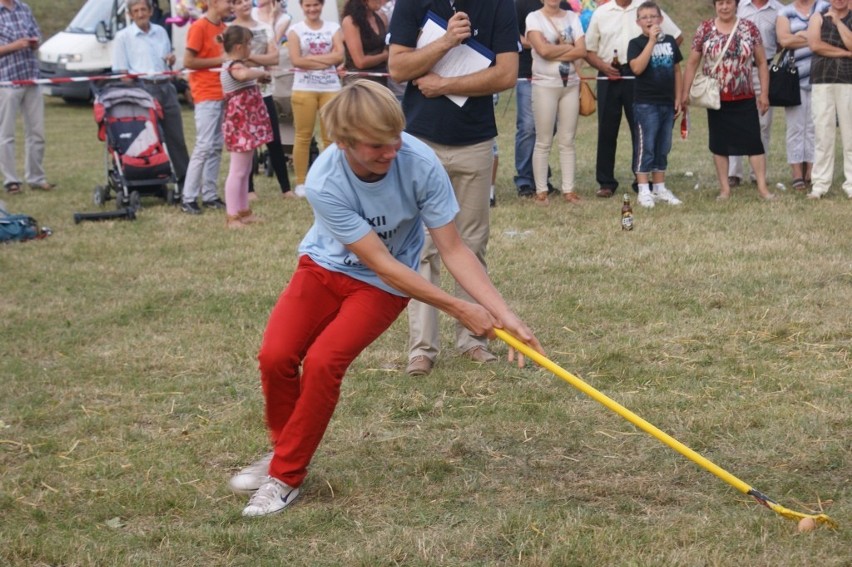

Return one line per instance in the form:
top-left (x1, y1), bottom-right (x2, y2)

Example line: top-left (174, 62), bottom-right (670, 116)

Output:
top-left (38, 0), bottom-right (179, 101)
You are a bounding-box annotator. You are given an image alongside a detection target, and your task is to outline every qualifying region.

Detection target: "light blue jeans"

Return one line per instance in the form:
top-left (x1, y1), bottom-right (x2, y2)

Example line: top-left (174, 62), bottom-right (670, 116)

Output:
top-left (513, 79), bottom-right (535, 189)
top-left (182, 100), bottom-right (223, 204)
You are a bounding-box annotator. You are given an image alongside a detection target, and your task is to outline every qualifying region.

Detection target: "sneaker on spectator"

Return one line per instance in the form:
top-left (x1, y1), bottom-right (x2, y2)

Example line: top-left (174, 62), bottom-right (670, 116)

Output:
top-left (637, 187), bottom-right (655, 208)
top-left (242, 477), bottom-right (300, 517)
top-left (229, 452), bottom-right (273, 494)
top-left (653, 187), bottom-right (683, 205)
top-left (517, 185), bottom-right (535, 198)
top-left (180, 201), bottom-right (203, 215)
top-left (203, 197), bottom-right (226, 210)
top-left (294, 184), bottom-right (307, 198)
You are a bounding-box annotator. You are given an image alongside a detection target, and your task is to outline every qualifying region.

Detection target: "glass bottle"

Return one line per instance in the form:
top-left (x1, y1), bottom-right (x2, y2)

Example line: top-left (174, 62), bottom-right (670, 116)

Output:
top-left (621, 194), bottom-right (633, 231)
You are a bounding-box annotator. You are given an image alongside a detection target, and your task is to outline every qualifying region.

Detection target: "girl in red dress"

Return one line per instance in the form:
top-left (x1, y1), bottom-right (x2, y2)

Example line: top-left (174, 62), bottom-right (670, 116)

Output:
top-left (219, 25), bottom-right (274, 228)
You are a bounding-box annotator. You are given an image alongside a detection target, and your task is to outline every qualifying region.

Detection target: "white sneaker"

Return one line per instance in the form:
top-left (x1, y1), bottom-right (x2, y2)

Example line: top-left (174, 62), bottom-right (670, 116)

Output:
top-left (294, 184), bottom-right (307, 198)
top-left (242, 477), bottom-right (300, 517)
top-left (229, 452), bottom-right (273, 494)
top-left (653, 187), bottom-right (683, 205)
top-left (637, 188), bottom-right (655, 208)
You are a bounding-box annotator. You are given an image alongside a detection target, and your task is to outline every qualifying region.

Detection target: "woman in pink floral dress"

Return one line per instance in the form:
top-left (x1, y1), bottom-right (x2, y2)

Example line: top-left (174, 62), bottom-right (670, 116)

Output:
top-left (219, 25), bottom-right (274, 228)
top-left (682, 0), bottom-right (776, 202)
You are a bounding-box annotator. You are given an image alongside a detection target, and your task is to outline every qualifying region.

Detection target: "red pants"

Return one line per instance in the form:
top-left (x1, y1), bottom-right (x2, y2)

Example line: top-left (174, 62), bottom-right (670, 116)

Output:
top-left (258, 255), bottom-right (409, 487)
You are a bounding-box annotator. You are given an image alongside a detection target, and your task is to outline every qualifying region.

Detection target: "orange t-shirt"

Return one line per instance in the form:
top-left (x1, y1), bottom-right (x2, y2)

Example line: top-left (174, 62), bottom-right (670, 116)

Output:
top-left (186, 17), bottom-right (225, 103)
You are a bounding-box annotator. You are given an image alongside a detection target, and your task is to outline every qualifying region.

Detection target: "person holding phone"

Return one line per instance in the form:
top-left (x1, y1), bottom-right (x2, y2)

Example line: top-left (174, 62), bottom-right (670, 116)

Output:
top-left (0, 0), bottom-right (54, 194)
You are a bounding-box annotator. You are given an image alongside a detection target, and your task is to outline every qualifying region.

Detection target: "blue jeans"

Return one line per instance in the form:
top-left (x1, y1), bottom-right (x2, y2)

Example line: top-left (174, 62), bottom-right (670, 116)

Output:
top-left (633, 103), bottom-right (673, 174)
top-left (514, 80), bottom-right (535, 189)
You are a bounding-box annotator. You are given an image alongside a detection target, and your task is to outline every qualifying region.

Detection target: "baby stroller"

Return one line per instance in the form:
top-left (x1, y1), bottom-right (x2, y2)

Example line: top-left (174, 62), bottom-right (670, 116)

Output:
top-left (92, 83), bottom-right (178, 210)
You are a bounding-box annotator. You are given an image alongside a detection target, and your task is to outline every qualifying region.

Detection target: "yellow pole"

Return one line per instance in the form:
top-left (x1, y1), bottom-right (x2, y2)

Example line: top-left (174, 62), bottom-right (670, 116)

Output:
top-left (495, 329), bottom-right (837, 528)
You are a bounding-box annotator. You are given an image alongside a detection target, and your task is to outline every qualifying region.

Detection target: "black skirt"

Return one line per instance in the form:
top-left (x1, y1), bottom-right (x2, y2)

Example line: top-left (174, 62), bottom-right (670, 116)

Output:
top-left (707, 98), bottom-right (765, 156)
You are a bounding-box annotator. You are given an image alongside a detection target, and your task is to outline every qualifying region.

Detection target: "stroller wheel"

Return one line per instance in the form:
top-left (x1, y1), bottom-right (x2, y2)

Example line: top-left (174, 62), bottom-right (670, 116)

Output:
top-left (129, 190), bottom-right (142, 212)
top-left (93, 185), bottom-right (108, 207)
top-left (165, 186), bottom-right (176, 205)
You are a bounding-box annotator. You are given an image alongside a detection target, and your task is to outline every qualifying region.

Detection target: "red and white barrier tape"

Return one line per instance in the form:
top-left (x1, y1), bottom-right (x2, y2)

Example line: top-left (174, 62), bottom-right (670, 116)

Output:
top-left (0, 69), bottom-right (186, 88)
top-left (0, 67), bottom-right (396, 88)
top-left (3, 66), bottom-right (643, 88)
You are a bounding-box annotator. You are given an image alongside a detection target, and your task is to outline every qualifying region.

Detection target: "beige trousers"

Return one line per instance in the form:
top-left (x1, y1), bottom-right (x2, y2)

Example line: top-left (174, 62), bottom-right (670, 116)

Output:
top-left (407, 138), bottom-right (494, 361)
top-left (811, 83), bottom-right (852, 197)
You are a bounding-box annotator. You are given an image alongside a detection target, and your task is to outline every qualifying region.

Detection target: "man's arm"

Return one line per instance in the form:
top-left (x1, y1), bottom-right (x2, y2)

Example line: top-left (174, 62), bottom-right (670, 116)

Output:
top-left (0, 37), bottom-right (35, 57)
top-left (388, 11), bottom-right (473, 83)
top-left (408, 51), bottom-right (518, 99)
top-left (659, 9), bottom-right (683, 46)
top-left (586, 50), bottom-right (620, 78)
top-left (111, 31), bottom-right (129, 73)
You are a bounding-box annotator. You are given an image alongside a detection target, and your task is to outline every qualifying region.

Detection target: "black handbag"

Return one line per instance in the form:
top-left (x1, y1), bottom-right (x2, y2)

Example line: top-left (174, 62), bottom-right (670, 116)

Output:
top-left (768, 50), bottom-right (801, 107)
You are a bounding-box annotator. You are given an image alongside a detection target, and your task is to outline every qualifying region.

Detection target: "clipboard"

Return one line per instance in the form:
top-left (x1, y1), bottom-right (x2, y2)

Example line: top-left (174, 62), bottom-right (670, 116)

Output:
top-left (416, 11), bottom-right (495, 107)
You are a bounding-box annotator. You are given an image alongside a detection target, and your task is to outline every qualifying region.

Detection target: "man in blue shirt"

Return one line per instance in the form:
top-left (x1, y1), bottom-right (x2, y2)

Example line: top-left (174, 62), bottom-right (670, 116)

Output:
top-left (0, 0), bottom-right (52, 194)
top-left (112, 0), bottom-right (189, 187)
top-left (388, 0), bottom-right (520, 376)
top-left (230, 81), bottom-right (542, 517)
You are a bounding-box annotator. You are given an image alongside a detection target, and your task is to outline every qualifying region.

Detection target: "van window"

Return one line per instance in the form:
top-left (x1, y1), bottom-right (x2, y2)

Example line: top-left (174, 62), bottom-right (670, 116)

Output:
top-left (67, 0), bottom-right (123, 34)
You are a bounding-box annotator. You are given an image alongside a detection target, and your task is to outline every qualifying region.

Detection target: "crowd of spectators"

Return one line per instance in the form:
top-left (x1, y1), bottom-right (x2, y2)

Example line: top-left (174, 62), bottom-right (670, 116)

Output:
top-left (1, 0), bottom-right (850, 202)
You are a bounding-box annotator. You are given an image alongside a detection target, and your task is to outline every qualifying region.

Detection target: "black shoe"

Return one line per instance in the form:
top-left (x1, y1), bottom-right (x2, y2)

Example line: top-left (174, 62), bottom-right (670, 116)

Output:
top-left (202, 197), bottom-right (226, 209)
top-left (180, 201), bottom-right (202, 215)
top-left (517, 185), bottom-right (535, 198)
top-left (547, 182), bottom-right (558, 195)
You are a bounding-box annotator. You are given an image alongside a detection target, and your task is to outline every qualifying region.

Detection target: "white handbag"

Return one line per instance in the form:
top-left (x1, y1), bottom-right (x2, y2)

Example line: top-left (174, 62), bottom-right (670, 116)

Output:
top-left (689, 20), bottom-right (738, 110)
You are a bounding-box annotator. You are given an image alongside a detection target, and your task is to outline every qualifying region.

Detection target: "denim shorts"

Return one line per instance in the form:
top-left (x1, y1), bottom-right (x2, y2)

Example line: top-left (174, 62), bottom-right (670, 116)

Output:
top-left (634, 103), bottom-right (674, 173)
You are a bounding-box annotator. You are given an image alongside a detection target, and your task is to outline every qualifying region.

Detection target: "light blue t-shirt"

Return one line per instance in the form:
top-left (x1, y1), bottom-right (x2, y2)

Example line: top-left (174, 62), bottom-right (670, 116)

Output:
top-left (298, 132), bottom-right (459, 297)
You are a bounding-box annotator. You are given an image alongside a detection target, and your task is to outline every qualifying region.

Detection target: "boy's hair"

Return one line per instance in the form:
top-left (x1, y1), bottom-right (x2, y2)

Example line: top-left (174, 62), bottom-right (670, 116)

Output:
top-left (321, 80), bottom-right (405, 146)
top-left (220, 25), bottom-right (253, 53)
top-left (637, 1), bottom-right (662, 17)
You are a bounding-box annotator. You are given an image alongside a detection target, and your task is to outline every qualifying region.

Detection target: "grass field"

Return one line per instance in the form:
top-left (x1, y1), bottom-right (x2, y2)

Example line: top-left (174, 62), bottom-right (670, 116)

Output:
top-left (2, 1), bottom-right (850, 565)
